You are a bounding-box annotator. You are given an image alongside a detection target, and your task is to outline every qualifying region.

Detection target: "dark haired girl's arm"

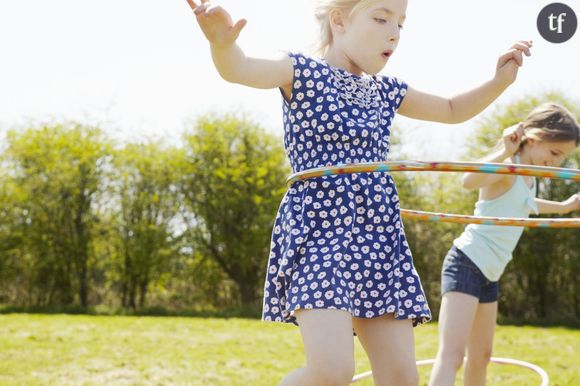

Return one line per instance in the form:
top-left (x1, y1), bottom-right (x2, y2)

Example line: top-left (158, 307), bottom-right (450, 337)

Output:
top-left (462, 124), bottom-right (524, 190)
top-left (535, 194), bottom-right (580, 214)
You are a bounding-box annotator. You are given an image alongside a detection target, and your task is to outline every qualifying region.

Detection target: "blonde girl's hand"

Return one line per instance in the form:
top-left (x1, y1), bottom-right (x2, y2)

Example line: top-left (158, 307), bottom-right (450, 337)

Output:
top-left (502, 123), bottom-right (525, 156)
top-left (495, 40), bottom-right (533, 86)
top-left (186, 0), bottom-right (247, 47)
top-left (562, 192), bottom-right (580, 214)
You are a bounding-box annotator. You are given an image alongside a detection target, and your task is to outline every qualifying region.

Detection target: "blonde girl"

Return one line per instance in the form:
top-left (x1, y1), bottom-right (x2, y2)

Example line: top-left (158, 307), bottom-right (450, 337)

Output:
top-left (187, 0), bottom-right (532, 384)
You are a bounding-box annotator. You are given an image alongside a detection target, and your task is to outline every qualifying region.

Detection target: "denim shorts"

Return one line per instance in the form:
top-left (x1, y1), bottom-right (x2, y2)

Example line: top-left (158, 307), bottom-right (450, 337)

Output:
top-left (441, 246), bottom-right (499, 303)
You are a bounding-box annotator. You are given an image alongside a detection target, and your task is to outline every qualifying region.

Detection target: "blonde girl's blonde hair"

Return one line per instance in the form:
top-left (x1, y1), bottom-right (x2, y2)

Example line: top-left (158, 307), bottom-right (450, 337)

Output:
top-left (314, 0), bottom-right (382, 55)
top-left (521, 103), bottom-right (580, 147)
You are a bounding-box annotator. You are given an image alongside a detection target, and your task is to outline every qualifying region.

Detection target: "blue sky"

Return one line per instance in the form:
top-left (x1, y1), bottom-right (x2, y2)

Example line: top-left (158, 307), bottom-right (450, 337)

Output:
top-left (0, 0), bottom-right (578, 159)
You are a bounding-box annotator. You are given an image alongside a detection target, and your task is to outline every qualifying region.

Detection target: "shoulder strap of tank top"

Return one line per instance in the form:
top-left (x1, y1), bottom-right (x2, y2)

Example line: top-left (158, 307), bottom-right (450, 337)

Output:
top-left (514, 153), bottom-right (539, 213)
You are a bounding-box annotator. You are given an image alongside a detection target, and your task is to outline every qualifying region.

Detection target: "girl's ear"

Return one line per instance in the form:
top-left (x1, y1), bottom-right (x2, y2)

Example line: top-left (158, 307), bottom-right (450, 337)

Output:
top-left (329, 8), bottom-right (347, 33)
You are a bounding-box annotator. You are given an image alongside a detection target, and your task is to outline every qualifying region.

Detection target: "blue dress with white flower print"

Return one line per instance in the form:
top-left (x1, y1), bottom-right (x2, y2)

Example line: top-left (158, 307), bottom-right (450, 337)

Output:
top-left (262, 52), bottom-right (431, 327)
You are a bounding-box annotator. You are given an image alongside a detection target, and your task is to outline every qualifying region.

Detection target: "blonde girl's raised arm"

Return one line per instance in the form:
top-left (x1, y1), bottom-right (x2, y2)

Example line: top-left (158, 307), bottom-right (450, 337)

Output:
top-left (211, 48), bottom-right (294, 89)
top-left (187, 0), bottom-right (294, 89)
top-left (398, 81), bottom-right (506, 124)
top-left (397, 41), bottom-right (532, 123)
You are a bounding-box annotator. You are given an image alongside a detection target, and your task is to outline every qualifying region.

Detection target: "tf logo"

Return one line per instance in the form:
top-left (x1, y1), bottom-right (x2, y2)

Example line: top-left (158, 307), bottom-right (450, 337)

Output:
top-left (537, 3), bottom-right (577, 43)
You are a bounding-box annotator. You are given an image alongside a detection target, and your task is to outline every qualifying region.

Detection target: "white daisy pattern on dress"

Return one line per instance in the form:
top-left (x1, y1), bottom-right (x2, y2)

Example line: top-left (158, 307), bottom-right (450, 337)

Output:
top-left (262, 52), bottom-right (431, 327)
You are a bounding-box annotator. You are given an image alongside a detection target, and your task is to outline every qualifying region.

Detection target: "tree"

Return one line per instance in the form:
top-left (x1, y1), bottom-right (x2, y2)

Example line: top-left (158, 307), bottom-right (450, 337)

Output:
top-left (0, 171), bottom-right (25, 304)
top-left (180, 114), bottom-right (289, 307)
top-left (111, 142), bottom-right (183, 309)
top-left (3, 123), bottom-right (111, 307)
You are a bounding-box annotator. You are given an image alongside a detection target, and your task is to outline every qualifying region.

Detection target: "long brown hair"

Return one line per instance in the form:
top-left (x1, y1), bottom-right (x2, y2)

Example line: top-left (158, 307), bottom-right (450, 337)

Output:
top-left (521, 103), bottom-right (580, 147)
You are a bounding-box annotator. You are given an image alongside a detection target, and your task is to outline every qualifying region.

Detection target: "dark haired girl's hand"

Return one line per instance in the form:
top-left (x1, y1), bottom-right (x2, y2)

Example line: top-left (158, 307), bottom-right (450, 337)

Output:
top-left (501, 123), bottom-right (525, 156)
top-left (563, 193), bottom-right (580, 213)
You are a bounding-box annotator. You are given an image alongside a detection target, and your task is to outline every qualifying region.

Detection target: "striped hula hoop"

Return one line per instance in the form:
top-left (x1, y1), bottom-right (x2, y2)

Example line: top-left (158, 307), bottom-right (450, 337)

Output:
top-left (286, 160), bottom-right (580, 185)
top-left (286, 160), bottom-right (580, 228)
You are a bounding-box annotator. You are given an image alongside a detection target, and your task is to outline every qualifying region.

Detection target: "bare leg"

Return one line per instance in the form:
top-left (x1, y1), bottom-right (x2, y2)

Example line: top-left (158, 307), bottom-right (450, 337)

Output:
top-left (352, 313), bottom-right (418, 386)
top-left (279, 309), bottom-right (355, 386)
top-left (428, 292), bottom-right (479, 386)
top-left (463, 301), bottom-right (497, 386)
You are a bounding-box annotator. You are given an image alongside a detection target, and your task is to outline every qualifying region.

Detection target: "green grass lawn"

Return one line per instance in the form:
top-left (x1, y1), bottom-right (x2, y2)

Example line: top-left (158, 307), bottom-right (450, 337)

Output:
top-left (0, 314), bottom-right (578, 385)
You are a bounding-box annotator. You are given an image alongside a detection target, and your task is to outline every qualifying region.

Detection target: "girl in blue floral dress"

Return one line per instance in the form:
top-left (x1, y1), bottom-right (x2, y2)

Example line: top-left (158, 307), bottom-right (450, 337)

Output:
top-left (187, 0), bottom-right (532, 384)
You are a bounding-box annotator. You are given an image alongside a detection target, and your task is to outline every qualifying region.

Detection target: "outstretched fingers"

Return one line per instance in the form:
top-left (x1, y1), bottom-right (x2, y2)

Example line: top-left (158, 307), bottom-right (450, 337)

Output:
top-left (498, 40), bottom-right (533, 68)
top-left (186, 1), bottom-right (246, 46)
top-left (509, 48), bottom-right (524, 66)
top-left (232, 18), bottom-right (247, 38)
top-left (497, 49), bottom-right (521, 67)
top-left (186, 0), bottom-right (211, 14)
top-left (510, 40), bottom-right (533, 57)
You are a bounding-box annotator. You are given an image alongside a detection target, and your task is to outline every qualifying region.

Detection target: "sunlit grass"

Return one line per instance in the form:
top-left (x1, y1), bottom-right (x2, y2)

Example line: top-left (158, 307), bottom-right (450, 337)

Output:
top-left (0, 314), bottom-right (578, 385)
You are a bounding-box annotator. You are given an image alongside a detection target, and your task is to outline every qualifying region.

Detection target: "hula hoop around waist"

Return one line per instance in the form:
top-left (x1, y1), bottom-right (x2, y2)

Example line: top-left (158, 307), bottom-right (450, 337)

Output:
top-left (285, 160), bottom-right (580, 229)
top-left (286, 160), bottom-right (580, 186)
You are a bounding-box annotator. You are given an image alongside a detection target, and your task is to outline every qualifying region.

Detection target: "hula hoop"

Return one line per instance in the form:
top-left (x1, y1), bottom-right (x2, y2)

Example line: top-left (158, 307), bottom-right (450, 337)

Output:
top-left (287, 160), bottom-right (580, 186)
top-left (351, 357), bottom-right (549, 385)
top-left (400, 209), bottom-right (580, 228)
top-left (286, 160), bottom-right (580, 228)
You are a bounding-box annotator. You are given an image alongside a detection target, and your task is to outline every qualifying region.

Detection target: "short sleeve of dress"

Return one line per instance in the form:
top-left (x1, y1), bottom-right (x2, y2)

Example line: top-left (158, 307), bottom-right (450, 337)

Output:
top-left (283, 52), bottom-right (324, 106)
top-left (377, 75), bottom-right (408, 111)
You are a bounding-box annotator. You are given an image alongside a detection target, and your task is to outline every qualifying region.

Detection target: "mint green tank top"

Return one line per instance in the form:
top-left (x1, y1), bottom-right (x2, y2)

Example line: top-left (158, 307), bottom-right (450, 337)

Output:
top-left (453, 156), bottom-right (538, 281)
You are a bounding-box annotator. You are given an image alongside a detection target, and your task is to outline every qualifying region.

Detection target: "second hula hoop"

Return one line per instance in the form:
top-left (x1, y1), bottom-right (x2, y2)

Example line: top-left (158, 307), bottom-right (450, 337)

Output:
top-left (400, 209), bottom-right (580, 228)
top-left (350, 357), bottom-right (549, 385)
